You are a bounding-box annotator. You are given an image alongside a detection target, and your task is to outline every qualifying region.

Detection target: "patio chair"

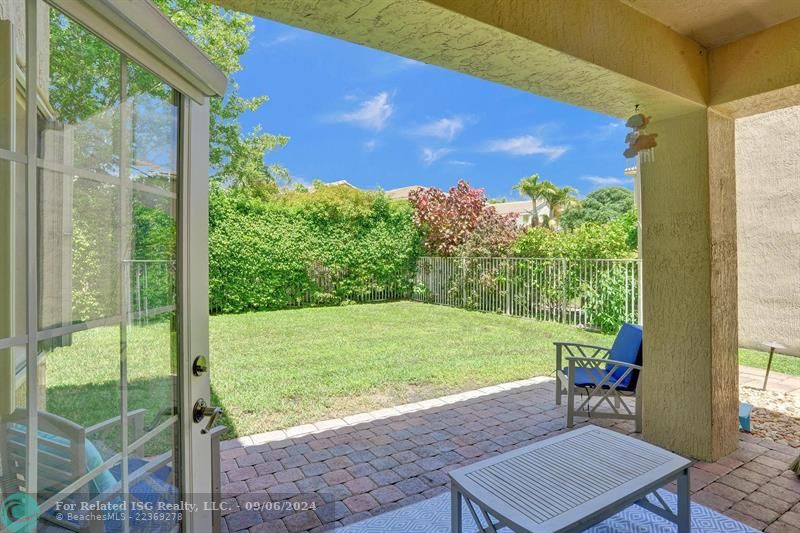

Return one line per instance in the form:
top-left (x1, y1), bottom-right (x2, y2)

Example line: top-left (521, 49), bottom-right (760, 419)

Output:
top-left (555, 323), bottom-right (643, 432)
top-left (1, 408), bottom-right (176, 532)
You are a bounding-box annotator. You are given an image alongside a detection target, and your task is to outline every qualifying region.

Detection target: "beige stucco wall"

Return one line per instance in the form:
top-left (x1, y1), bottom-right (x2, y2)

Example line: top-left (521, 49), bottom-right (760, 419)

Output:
top-left (736, 108), bottom-right (800, 357)
top-left (640, 110), bottom-right (738, 461)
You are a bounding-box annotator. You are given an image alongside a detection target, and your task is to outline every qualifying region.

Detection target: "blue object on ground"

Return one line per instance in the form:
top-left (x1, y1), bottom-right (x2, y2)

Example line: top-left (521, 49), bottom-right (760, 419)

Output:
top-left (338, 489), bottom-right (758, 533)
top-left (739, 402), bottom-right (753, 433)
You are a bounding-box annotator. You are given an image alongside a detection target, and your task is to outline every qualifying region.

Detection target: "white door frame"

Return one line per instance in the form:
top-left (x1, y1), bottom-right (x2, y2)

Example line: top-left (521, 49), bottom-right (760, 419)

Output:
top-left (3, 1), bottom-right (224, 530)
top-left (179, 95), bottom-right (214, 530)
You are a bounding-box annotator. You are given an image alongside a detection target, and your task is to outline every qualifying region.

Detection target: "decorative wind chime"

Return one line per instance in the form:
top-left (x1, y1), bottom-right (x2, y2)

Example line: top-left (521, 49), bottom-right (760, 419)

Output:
top-left (623, 105), bottom-right (657, 162)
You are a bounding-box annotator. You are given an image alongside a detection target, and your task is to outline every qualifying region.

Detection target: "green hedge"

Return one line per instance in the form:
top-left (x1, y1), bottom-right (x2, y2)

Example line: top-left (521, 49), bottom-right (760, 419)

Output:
top-left (512, 219), bottom-right (635, 260)
top-left (208, 185), bottom-right (422, 313)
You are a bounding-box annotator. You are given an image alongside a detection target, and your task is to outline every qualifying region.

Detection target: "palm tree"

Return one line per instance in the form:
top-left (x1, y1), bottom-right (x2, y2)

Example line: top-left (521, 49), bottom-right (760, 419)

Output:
top-left (513, 174), bottom-right (552, 227)
top-left (542, 185), bottom-right (578, 229)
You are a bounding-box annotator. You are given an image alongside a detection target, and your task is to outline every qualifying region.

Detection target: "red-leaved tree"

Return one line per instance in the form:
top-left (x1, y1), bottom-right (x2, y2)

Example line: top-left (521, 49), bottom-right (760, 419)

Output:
top-left (459, 208), bottom-right (521, 257)
top-left (408, 180), bottom-right (520, 256)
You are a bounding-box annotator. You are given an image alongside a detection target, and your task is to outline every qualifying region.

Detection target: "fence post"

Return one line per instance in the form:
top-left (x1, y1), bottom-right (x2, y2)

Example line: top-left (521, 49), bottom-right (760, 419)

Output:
top-left (560, 258), bottom-right (567, 323)
top-left (461, 257), bottom-right (466, 308)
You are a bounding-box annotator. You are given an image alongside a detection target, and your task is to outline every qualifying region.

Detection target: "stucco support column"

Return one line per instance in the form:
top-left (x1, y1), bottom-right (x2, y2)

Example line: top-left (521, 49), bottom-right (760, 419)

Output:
top-left (640, 109), bottom-right (738, 461)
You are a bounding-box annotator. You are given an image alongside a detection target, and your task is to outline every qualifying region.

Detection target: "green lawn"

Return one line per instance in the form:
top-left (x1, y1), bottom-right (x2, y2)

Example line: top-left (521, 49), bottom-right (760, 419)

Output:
top-left (738, 346), bottom-right (800, 376)
top-left (45, 301), bottom-right (800, 441)
top-left (209, 301), bottom-right (614, 437)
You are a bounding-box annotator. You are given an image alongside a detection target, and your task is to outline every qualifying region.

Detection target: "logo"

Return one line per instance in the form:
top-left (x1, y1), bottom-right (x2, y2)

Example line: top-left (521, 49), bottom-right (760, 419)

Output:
top-left (0, 493), bottom-right (40, 532)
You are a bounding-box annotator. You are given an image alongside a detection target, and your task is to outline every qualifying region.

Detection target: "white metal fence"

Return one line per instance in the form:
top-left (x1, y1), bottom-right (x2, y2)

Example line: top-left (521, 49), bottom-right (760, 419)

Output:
top-left (125, 259), bottom-right (175, 322)
top-left (199, 255), bottom-right (641, 327)
top-left (291, 264), bottom-right (411, 307)
top-left (412, 257), bottom-right (641, 330)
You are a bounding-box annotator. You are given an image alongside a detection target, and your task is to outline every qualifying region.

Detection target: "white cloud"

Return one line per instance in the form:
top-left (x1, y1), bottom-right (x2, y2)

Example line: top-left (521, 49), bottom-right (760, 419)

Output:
top-left (581, 176), bottom-right (633, 187)
top-left (261, 33), bottom-right (299, 48)
top-left (485, 135), bottom-right (568, 160)
top-left (589, 120), bottom-right (625, 141)
top-left (399, 57), bottom-right (424, 68)
top-left (421, 147), bottom-right (453, 164)
top-left (288, 174), bottom-right (313, 189)
top-left (372, 56), bottom-right (427, 76)
top-left (364, 139), bottom-right (378, 152)
top-left (333, 92), bottom-right (394, 131)
top-left (447, 160), bottom-right (474, 166)
top-left (414, 117), bottom-right (465, 141)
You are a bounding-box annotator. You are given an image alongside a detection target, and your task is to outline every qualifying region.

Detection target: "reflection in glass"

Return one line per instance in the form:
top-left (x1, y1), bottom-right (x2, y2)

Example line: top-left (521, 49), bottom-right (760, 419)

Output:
top-left (33, 328), bottom-right (126, 530)
top-left (0, 163), bottom-right (27, 504)
top-left (127, 423), bottom-right (180, 531)
top-left (0, 0), bottom-right (27, 154)
top-left (0, 162), bottom-right (27, 340)
top-left (38, 173), bottom-right (121, 331)
top-left (124, 72), bottom-right (180, 501)
top-left (127, 62), bottom-right (179, 193)
top-left (40, 328), bottom-right (122, 458)
top-left (0, 345), bottom-right (27, 500)
top-left (42, 11), bottom-right (120, 176)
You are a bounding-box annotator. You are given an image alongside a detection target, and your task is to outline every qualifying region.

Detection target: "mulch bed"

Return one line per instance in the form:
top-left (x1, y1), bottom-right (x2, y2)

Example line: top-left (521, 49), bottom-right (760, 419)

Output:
top-left (740, 387), bottom-right (800, 448)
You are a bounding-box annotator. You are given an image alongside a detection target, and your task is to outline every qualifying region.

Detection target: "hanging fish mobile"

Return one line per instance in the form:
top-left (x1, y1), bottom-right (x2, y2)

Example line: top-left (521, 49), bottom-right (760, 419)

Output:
top-left (623, 109), bottom-right (657, 162)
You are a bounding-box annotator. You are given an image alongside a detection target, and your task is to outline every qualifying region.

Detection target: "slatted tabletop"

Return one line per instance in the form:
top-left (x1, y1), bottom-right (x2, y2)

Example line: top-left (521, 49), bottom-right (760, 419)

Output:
top-left (449, 426), bottom-right (693, 532)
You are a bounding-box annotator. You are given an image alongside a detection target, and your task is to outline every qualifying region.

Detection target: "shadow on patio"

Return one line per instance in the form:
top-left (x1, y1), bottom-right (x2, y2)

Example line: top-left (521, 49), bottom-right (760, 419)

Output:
top-left (216, 368), bottom-right (800, 532)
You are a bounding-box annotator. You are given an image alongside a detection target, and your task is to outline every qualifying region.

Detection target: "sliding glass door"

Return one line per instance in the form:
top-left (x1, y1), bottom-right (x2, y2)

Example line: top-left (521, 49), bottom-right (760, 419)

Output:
top-left (1, 2), bottom-right (188, 531)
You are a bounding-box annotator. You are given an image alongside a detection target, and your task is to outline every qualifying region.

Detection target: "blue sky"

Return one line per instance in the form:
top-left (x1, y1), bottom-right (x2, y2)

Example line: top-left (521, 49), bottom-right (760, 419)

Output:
top-left (236, 18), bottom-right (633, 200)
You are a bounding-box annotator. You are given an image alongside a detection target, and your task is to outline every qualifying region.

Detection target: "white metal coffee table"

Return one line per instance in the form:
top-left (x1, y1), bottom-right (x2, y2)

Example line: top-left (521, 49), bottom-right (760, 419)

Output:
top-left (449, 426), bottom-right (692, 532)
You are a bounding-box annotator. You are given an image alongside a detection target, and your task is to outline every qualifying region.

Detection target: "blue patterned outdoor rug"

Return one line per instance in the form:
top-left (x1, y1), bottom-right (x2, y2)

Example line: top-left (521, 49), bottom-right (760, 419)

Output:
top-left (339, 490), bottom-right (756, 532)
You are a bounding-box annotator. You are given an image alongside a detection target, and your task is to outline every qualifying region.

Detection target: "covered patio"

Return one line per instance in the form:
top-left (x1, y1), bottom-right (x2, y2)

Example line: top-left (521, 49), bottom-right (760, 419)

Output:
top-left (217, 367), bottom-right (800, 532)
top-left (208, 0), bottom-right (800, 531)
top-left (215, 0), bottom-right (800, 462)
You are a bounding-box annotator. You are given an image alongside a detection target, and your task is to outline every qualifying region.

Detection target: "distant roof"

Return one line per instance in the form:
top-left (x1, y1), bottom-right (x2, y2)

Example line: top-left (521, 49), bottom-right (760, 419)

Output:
top-left (491, 199), bottom-right (547, 214)
top-left (324, 180), bottom-right (359, 189)
top-left (385, 185), bottom-right (423, 200)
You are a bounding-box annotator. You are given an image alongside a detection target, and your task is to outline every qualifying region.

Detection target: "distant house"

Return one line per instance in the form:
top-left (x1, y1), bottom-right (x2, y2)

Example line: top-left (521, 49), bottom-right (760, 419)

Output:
top-left (322, 182), bottom-right (548, 227)
top-left (314, 179), bottom-right (360, 190)
top-left (384, 185), bottom-right (423, 200)
top-left (491, 199), bottom-right (550, 227)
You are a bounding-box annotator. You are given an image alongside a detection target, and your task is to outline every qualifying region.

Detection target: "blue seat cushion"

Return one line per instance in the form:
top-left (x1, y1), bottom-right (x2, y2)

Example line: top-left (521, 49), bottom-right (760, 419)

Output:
top-left (9, 423), bottom-right (117, 498)
top-left (42, 458), bottom-right (177, 532)
top-left (564, 365), bottom-right (637, 391)
top-left (564, 367), bottom-right (610, 388)
top-left (605, 323), bottom-right (643, 389)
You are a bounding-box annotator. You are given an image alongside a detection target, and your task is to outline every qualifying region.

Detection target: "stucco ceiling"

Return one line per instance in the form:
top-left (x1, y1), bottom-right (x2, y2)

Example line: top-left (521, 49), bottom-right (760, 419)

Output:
top-left (619, 0), bottom-right (800, 48)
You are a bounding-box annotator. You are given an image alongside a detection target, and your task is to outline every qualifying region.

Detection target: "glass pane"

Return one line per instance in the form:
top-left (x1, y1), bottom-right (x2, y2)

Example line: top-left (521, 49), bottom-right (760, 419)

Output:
top-left (23, 7), bottom-right (184, 530)
top-left (122, 63), bottom-right (181, 531)
top-left (129, 190), bottom-right (176, 320)
top-left (0, 344), bottom-right (27, 500)
top-left (128, 63), bottom-right (179, 193)
top-left (128, 423), bottom-right (180, 529)
top-left (41, 11), bottom-right (120, 176)
top-left (0, 161), bottom-right (27, 339)
top-left (37, 476), bottom-right (124, 532)
top-left (125, 65), bottom-right (179, 447)
top-left (39, 328), bottom-right (122, 459)
top-left (38, 172), bottom-right (121, 330)
top-left (33, 328), bottom-right (123, 528)
top-left (0, 0), bottom-right (26, 154)
top-left (127, 312), bottom-right (178, 442)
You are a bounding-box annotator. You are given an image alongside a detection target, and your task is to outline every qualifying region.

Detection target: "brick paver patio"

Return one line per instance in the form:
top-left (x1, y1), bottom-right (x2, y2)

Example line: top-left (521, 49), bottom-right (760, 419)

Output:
top-left (218, 367), bottom-right (800, 532)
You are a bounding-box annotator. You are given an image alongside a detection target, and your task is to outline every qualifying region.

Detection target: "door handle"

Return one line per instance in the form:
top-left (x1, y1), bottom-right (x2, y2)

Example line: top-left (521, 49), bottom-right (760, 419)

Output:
top-left (193, 398), bottom-right (223, 435)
